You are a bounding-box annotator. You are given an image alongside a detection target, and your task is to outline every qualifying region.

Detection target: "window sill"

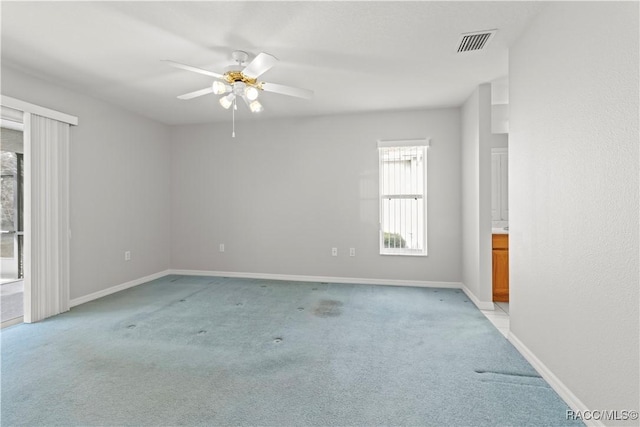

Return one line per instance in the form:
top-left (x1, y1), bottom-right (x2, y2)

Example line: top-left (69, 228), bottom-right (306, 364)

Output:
top-left (379, 252), bottom-right (428, 257)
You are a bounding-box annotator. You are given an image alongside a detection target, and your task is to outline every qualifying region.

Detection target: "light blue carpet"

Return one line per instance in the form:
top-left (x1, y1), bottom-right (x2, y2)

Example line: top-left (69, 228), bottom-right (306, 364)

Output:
top-left (1, 275), bottom-right (582, 426)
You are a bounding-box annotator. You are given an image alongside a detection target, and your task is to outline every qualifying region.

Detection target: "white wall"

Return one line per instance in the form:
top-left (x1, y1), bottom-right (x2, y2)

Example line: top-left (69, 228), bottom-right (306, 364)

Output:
top-left (461, 84), bottom-right (493, 305)
top-left (491, 133), bottom-right (508, 149)
top-left (170, 108), bottom-right (462, 283)
top-left (509, 1), bottom-right (639, 419)
top-left (1, 66), bottom-right (171, 300)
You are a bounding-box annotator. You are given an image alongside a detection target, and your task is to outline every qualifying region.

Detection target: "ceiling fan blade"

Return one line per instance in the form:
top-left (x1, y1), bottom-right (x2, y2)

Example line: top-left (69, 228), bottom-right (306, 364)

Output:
top-left (242, 52), bottom-right (278, 79)
top-left (177, 87), bottom-right (215, 100)
top-left (163, 60), bottom-right (224, 79)
top-left (261, 82), bottom-right (313, 99)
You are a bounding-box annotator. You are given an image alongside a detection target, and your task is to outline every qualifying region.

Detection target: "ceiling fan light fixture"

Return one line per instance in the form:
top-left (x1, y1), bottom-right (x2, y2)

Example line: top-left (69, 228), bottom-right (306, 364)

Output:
top-left (212, 81), bottom-right (229, 95)
top-left (249, 100), bottom-right (263, 113)
top-left (220, 93), bottom-right (235, 109)
top-left (245, 86), bottom-right (259, 101)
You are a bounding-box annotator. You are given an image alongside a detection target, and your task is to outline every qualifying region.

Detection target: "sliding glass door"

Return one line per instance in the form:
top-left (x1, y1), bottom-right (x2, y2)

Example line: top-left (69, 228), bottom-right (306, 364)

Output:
top-left (1, 126), bottom-right (25, 322)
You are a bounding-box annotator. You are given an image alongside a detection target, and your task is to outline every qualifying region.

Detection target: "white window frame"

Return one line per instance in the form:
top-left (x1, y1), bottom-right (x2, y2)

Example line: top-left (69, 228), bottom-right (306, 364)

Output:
top-left (378, 138), bottom-right (429, 256)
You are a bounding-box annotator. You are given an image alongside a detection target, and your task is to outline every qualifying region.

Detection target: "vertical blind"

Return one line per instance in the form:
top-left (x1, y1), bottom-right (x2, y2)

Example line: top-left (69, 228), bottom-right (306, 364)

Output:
top-left (25, 114), bottom-right (70, 322)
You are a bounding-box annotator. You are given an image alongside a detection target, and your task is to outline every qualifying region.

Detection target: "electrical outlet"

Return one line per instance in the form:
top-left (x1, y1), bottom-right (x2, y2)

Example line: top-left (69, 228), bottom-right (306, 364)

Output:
top-left (124, 251), bottom-right (131, 261)
top-left (219, 243), bottom-right (225, 253)
top-left (349, 248), bottom-right (356, 257)
top-left (331, 247), bottom-right (338, 257)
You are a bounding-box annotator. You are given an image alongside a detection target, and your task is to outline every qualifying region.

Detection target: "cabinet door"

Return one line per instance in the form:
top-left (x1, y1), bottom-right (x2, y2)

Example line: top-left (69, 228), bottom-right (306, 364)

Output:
top-left (492, 248), bottom-right (509, 302)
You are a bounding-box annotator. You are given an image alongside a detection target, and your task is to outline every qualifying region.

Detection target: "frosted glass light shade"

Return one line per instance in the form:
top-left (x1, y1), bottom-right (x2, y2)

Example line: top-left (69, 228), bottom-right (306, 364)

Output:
top-left (212, 81), bottom-right (229, 95)
top-left (249, 100), bottom-right (263, 113)
top-left (220, 93), bottom-right (235, 109)
top-left (245, 86), bottom-right (259, 101)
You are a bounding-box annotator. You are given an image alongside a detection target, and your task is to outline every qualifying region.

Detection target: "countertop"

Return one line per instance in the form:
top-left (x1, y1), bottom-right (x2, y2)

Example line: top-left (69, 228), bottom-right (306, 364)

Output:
top-left (492, 227), bottom-right (509, 235)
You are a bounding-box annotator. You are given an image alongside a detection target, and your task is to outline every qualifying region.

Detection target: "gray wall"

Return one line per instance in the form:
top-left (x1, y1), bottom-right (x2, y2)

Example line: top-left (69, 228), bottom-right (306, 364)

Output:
top-left (491, 133), bottom-right (508, 149)
top-left (1, 66), bottom-right (172, 300)
top-left (170, 109), bottom-right (462, 283)
top-left (461, 84), bottom-right (493, 304)
top-left (509, 1), bottom-right (639, 417)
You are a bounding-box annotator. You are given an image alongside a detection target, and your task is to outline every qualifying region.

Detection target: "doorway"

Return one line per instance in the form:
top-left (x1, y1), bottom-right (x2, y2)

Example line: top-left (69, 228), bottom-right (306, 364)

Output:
top-left (1, 115), bottom-right (25, 325)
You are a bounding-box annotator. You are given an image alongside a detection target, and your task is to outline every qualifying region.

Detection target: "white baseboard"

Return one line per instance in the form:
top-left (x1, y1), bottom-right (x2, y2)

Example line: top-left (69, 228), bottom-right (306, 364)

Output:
top-left (169, 269), bottom-right (462, 290)
top-left (508, 332), bottom-right (602, 427)
top-left (69, 269), bottom-right (462, 309)
top-left (1, 316), bottom-right (24, 329)
top-left (69, 270), bottom-right (171, 308)
top-left (460, 283), bottom-right (495, 310)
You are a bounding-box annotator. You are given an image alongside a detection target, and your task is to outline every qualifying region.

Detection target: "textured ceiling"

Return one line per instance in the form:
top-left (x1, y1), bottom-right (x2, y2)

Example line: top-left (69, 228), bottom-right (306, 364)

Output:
top-left (1, 1), bottom-right (543, 125)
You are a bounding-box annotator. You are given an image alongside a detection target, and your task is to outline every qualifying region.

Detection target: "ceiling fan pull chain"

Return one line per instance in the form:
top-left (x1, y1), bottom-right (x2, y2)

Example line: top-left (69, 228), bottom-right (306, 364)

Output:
top-left (232, 97), bottom-right (236, 138)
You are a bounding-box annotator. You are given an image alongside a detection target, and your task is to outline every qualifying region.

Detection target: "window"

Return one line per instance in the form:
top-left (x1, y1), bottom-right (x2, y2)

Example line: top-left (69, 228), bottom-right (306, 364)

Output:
top-left (378, 139), bottom-right (429, 256)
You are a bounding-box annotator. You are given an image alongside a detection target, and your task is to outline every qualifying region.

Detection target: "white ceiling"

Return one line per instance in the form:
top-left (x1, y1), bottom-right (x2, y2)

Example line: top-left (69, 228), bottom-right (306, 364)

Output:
top-left (1, 1), bottom-right (543, 125)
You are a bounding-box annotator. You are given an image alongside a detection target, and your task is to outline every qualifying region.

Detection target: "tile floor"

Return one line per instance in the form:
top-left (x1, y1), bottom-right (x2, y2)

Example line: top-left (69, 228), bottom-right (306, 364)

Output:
top-left (1, 280), bottom-right (24, 324)
top-left (481, 302), bottom-right (509, 337)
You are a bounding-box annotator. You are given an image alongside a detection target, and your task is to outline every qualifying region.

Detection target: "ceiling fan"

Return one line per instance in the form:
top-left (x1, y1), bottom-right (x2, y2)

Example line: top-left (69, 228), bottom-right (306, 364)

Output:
top-left (164, 50), bottom-right (313, 135)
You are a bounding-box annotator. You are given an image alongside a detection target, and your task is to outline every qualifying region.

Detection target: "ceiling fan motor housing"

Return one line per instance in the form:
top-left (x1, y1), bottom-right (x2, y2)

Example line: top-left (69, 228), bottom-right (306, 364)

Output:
top-left (223, 71), bottom-right (262, 95)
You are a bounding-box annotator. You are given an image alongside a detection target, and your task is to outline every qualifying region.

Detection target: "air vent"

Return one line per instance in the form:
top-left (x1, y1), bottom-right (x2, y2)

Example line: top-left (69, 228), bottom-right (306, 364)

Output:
top-left (456, 30), bottom-right (497, 53)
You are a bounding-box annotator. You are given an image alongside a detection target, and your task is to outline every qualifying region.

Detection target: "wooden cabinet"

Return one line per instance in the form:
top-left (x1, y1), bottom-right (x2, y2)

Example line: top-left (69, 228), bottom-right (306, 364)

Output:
top-left (492, 234), bottom-right (509, 302)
